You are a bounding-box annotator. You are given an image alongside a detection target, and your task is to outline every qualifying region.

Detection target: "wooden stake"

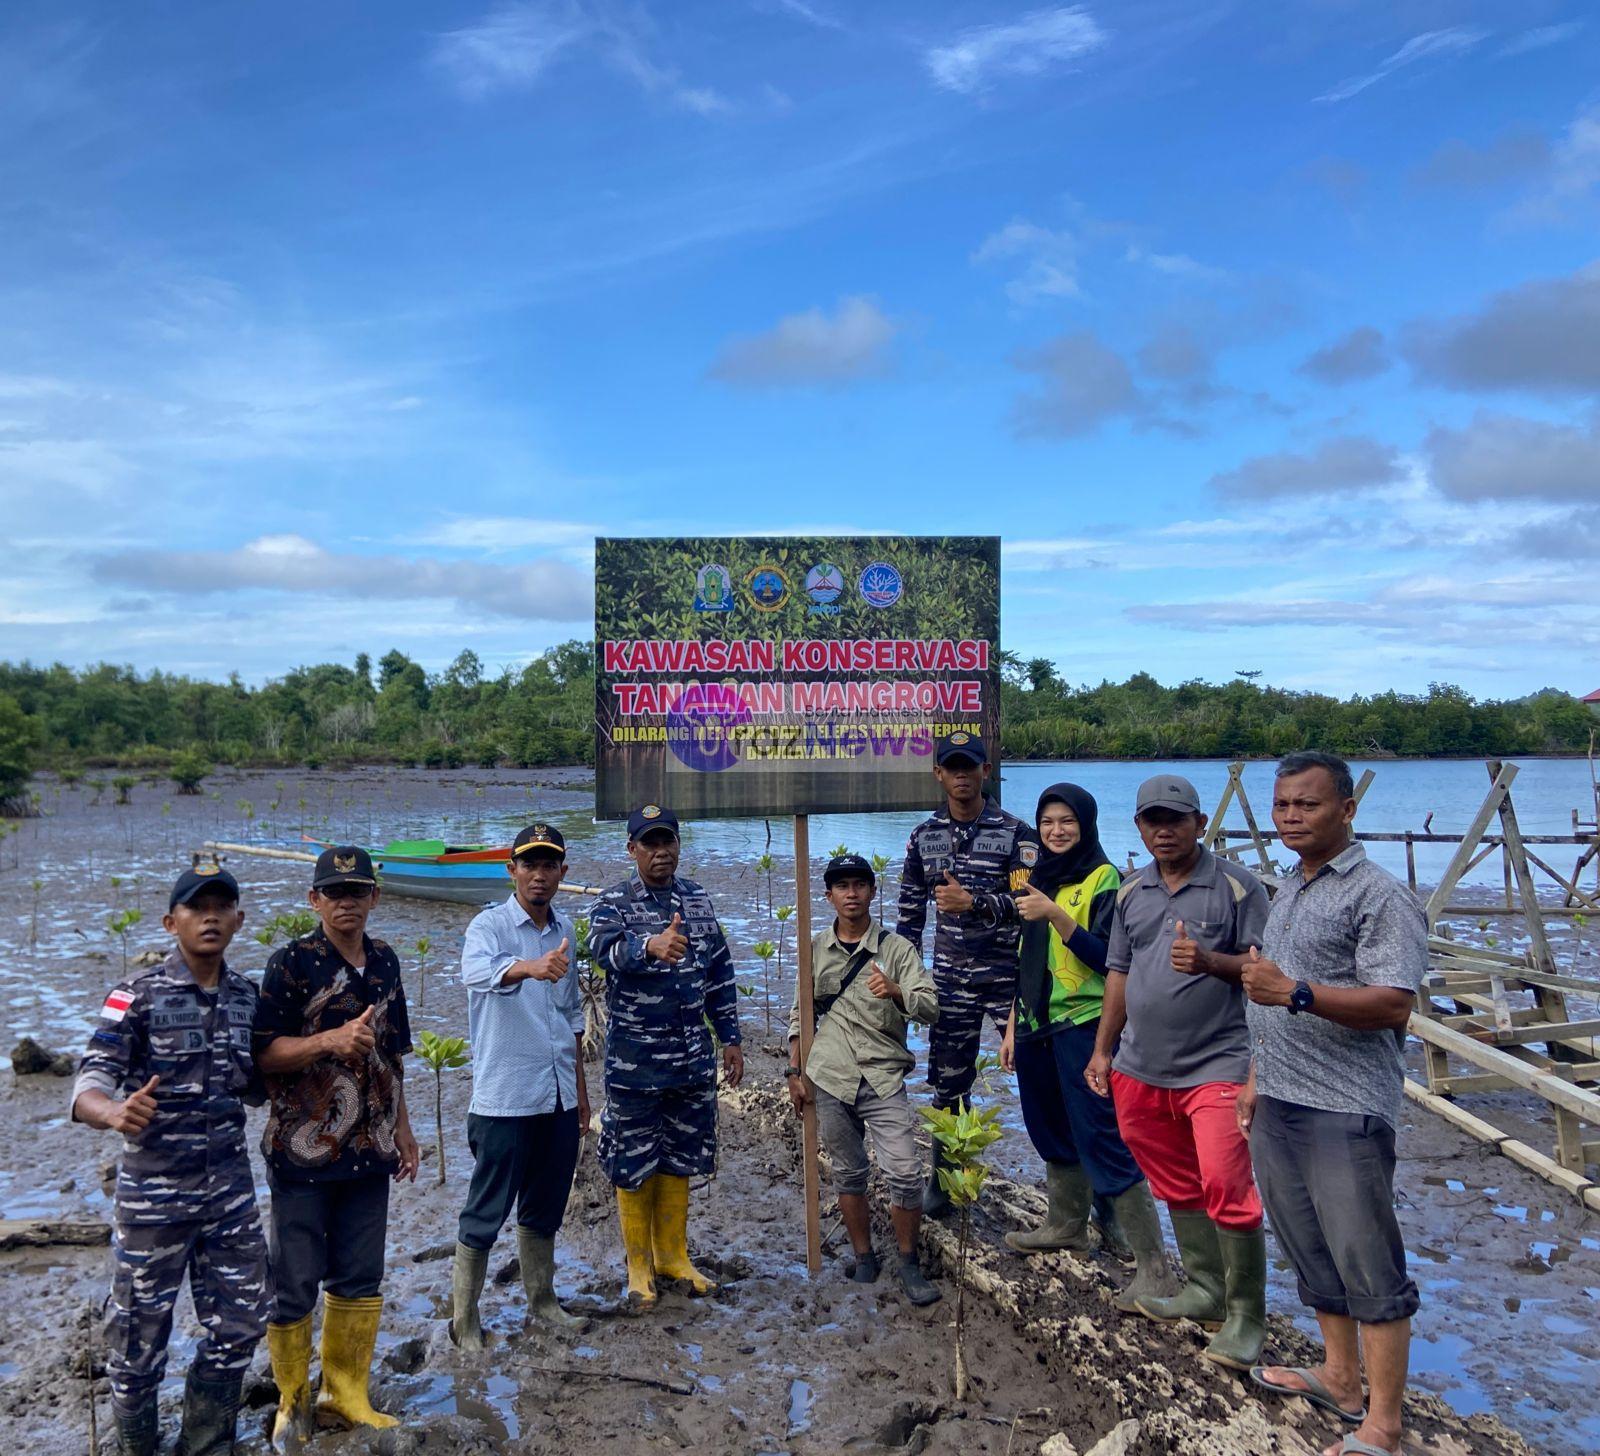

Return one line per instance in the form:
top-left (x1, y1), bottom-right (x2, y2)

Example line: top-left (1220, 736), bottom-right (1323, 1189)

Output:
top-left (792, 814), bottom-right (822, 1277)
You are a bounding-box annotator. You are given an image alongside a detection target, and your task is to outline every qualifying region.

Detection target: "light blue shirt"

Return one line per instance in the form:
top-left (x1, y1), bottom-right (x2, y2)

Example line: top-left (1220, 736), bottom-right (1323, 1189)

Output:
top-left (460, 895), bottom-right (585, 1117)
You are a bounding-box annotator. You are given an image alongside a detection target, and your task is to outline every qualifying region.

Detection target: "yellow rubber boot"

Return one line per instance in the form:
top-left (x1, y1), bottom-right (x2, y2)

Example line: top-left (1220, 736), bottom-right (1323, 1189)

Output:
top-left (617, 1183), bottom-right (657, 1307)
top-left (316, 1294), bottom-right (397, 1430)
top-left (650, 1174), bottom-right (717, 1294)
top-left (265, 1313), bottom-right (313, 1450)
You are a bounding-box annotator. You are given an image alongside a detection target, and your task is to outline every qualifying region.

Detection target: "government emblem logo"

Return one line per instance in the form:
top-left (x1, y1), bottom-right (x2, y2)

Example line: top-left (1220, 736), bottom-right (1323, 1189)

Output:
top-left (745, 564), bottom-right (790, 612)
top-left (641, 804), bottom-right (662, 819)
top-left (858, 560), bottom-right (902, 608)
top-left (804, 561), bottom-right (845, 617)
top-left (693, 563), bottom-right (734, 613)
top-left (334, 853), bottom-right (357, 873)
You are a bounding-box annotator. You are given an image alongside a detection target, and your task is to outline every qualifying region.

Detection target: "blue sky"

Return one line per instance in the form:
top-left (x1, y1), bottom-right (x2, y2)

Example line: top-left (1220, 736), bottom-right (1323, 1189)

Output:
top-left (3, 1), bottom-right (1598, 697)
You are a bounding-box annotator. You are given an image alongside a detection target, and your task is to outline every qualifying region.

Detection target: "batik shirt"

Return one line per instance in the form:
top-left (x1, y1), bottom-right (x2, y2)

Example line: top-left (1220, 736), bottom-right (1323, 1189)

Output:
top-left (254, 929), bottom-right (412, 1180)
top-left (73, 949), bottom-right (260, 1226)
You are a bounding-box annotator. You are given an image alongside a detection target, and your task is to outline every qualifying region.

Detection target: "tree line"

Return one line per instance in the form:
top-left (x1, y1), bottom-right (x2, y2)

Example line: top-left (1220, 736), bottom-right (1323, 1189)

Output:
top-left (0, 643), bottom-right (1594, 807)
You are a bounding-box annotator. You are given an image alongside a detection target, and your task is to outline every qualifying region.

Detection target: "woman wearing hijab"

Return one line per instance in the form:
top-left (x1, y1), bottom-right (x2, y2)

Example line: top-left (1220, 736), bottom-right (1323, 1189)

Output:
top-left (1000, 784), bottom-right (1176, 1310)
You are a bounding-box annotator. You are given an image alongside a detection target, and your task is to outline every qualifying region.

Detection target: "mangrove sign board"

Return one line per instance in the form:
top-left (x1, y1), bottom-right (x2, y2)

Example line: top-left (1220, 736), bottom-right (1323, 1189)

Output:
top-left (594, 535), bottom-right (1001, 820)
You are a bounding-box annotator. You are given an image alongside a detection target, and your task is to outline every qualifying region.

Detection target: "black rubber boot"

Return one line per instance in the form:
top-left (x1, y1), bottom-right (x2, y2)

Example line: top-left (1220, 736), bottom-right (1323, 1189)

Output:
top-left (922, 1143), bottom-right (953, 1219)
top-left (849, 1250), bottom-right (881, 1283)
top-left (896, 1254), bottom-right (942, 1306)
top-left (114, 1401), bottom-right (159, 1456)
top-left (175, 1369), bottom-right (242, 1456)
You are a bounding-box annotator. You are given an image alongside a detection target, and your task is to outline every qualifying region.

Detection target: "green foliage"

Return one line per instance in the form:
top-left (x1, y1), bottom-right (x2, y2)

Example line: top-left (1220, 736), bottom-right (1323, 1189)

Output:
top-left (919, 1103), bottom-right (1003, 1207)
top-left (829, 843), bottom-right (851, 860)
top-left (111, 775), bottom-right (138, 805)
top-left (253, 910), bottom-right (320, 948)
top-left (107, 907), bottom-right (144, 980)
top-left (417, 1030), bottom-right (470, 1072)
top-left (0, 693), bottom-right (38, 807)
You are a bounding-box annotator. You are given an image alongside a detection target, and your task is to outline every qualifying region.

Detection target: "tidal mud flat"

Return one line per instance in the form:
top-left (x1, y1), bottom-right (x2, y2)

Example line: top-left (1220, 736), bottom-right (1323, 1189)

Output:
top-left (1, 767), bottom-right (1596, 1455)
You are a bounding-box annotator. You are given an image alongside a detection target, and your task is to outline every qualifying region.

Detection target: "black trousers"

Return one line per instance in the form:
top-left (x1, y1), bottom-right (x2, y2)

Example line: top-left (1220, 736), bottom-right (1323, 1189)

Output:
top-left (268, 1170), bottom-right (390, 1324)
top-left (457, 1108), bottom-right (580, 1252)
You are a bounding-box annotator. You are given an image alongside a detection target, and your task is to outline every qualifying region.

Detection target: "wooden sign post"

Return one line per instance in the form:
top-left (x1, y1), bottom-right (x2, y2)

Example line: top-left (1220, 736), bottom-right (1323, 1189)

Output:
top-left (792, 814), bottom-right (822, 1276)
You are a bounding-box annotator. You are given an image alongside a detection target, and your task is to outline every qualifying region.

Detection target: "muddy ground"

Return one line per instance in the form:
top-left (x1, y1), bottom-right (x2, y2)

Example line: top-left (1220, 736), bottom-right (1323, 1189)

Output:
top-left (1, 768), bottom-right (1596, 1455)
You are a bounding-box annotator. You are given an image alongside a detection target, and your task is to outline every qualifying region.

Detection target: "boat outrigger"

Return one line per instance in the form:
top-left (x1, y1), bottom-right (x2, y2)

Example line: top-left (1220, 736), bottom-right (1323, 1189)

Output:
top-left (200, 838), bottom-right (602, 905)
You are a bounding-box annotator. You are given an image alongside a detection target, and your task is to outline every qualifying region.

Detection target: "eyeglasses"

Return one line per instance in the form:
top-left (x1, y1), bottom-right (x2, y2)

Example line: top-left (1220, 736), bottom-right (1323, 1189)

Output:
top-left (316, 884), bottom-right (374, 902)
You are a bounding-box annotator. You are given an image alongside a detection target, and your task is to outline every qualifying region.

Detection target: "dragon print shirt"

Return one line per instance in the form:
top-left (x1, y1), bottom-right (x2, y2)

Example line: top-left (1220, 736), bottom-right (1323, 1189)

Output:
top-left (254, 929), bottom-right (413, 1181)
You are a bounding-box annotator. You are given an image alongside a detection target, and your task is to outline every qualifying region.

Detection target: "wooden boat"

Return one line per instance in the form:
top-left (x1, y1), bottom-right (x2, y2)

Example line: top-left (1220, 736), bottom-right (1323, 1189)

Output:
top-left (299, 836), bottom-right (513, 903)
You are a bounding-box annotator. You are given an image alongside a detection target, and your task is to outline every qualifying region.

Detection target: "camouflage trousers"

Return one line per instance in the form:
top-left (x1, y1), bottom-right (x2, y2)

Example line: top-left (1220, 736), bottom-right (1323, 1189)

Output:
top-left (598, 1083), bottom-right (718, 1191)
top-left (928, 976), bottom-right (1016, 1110)
top-left (105, 1201), bottom-right (270, 1414)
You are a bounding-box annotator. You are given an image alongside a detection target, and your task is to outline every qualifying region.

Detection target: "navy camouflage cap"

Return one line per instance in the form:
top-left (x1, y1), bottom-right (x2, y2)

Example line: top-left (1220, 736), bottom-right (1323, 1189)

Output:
top-left (170, 862), bottom-right (240, 910)
top-left (626, 804), bottom-right (680, 840)
top-left (935, 731), bottom-right (987, 767)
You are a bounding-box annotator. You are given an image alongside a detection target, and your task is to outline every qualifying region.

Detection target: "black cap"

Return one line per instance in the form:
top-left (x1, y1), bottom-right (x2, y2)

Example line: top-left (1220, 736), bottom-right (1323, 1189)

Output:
top-left (512, 823), bottom-right (566, 859)
top-left (170, 863), bottom-right (240, 911)
top-left (312, 845), bottom-right (377, 890)
top-left (626, 804), bottom-right (680, 840)
top-left (935, 731), bottom-right (987, 767)
top-left (824, 853), bottom-right (875, 889)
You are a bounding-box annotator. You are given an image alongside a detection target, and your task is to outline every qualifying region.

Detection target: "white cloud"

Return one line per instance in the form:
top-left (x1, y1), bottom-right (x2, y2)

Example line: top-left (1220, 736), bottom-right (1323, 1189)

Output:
top-left (707, 295), bottom-right (896, 387)
top-left (92, 534), bottom-right (593, 622)
top-left (925, 6), bottom-right (1108, 96)
top-left (761, 0), bottom-right (847, 32)
top-left (1124, 245), bottom-right (1230, 283)
top-left (1010, 330), bottom-right (1144, 438)
top-left (1500, 21), bottom-right (1584, 57)
top-left (1315, 26), bottom-right (1487, 104)
top-left (411, 517), bottom-right (601, 556)
top-left (433, 1), bottom-right (730, 115)
top-left (972, 219), bottom-right (1081, 304)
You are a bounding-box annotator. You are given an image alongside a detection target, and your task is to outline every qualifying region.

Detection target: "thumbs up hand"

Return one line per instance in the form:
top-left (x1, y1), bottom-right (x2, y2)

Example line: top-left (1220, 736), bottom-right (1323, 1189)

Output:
top-left (533, 937), bottom-right (572, 981)
top-left (328, 1005), bottom-right (378, 1063)
top-left (1015, 880), bottom-right (1055, 923)
top-left (110, 1075), bottom-right (160, 1136)
top-left (647, 912), bottom-right (689, 965)
top-left (1241, 944), bottom-right (1292, 1005)
top-left (933, 869), bottom-right (974, 915)
top-left (1169, 919), bottom-right (1209, 976)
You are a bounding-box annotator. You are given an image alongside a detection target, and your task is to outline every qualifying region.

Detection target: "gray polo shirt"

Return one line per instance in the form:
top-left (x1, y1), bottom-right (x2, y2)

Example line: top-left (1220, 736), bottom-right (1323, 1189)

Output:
top-left (1106, 848), bottom-right (1269, 1089)
top-left (1248, 843), bottom-right (1427, 1128)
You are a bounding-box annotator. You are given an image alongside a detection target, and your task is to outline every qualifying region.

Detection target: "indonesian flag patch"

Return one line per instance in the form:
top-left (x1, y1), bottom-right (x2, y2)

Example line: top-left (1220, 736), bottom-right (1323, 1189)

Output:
top-left (101, 989), bottom-right (134, 1023)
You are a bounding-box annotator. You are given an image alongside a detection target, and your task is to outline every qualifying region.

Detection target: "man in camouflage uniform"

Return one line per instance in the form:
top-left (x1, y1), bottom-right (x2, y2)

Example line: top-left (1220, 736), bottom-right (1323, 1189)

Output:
top-left (588, 804), bottom-right (743, 1307)
top-left (896, 732), bottom-right (1039, 1214)
top-left (71, 865), bottom-right (268, 1456)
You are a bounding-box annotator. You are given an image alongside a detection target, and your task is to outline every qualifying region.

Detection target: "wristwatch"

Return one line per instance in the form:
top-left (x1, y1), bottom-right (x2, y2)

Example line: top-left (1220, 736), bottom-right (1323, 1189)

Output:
top-left (784, 1065), bottom-right (804, 1079)
top-left (1288, 980), bottom-right (1315, 1015)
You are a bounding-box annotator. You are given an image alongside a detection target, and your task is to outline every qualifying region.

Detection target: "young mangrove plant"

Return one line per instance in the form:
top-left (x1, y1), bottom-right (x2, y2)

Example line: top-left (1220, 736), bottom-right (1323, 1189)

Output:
top-left (416, 1031), bottom-right (470, 1186)
top-left (919, 1102), bottom-right (1003, 1401)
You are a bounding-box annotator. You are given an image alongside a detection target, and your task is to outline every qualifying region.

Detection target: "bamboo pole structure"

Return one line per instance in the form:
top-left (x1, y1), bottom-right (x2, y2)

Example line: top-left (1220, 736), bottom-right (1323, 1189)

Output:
top-left (792, 814), bottom-right (822, 1277)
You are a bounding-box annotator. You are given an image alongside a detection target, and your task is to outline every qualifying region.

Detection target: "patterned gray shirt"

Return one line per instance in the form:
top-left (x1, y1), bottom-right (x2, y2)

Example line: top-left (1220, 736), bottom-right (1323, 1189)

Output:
top-left (1248, 842), bottom-right (1428, 1128)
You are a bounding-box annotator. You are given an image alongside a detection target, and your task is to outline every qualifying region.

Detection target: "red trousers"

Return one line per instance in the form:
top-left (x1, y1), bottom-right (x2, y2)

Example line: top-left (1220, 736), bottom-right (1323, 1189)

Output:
top-left (1110, 1070), bottom-right (1263, 1230)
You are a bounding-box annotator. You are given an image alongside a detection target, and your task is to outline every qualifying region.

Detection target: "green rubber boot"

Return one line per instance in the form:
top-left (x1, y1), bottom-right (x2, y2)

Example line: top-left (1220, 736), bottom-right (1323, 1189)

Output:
top-left (1132, 1209), bottom-right (1225, 1326)
top-left (1003, 1162), bottom-right (1093, 1253)
top-left (449, 1241), bottom-right (489, 1352)
top-left (517, 1227), bottom-right (587, 1330)
top-left (1109, 1182), bottom-right (1180, 1312)
top-left (1203, 1226), bottom-right (1268, 1370)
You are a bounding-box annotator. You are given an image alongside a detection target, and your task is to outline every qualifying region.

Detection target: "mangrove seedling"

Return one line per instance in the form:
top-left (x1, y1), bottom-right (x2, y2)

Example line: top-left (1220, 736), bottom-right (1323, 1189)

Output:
top-left (416, 1032), bottom-right (470, 1186)
top-left (414, 935), bottom-right (431, 1011)
top-left (870, 854), bottom-right (891, 923)
top-left (919, 1101), bottom-right (1003, 1401)
top-left (755, 852), bottom-right (774, 917)
top-left (829, 843), bottom-right (851, 861)
top-left (29, 878), bottom-right (42, 946)
top-left (574, 916), bottom-right (607, 1057)
top-left (111, 776), bottom-right (137, 806)
top-left (775, 904), bottom-right (795, 1017)
top-left (107, 907), bottom-right (144, 982)
top-left (751, 939), bottom-right (776, 1033)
